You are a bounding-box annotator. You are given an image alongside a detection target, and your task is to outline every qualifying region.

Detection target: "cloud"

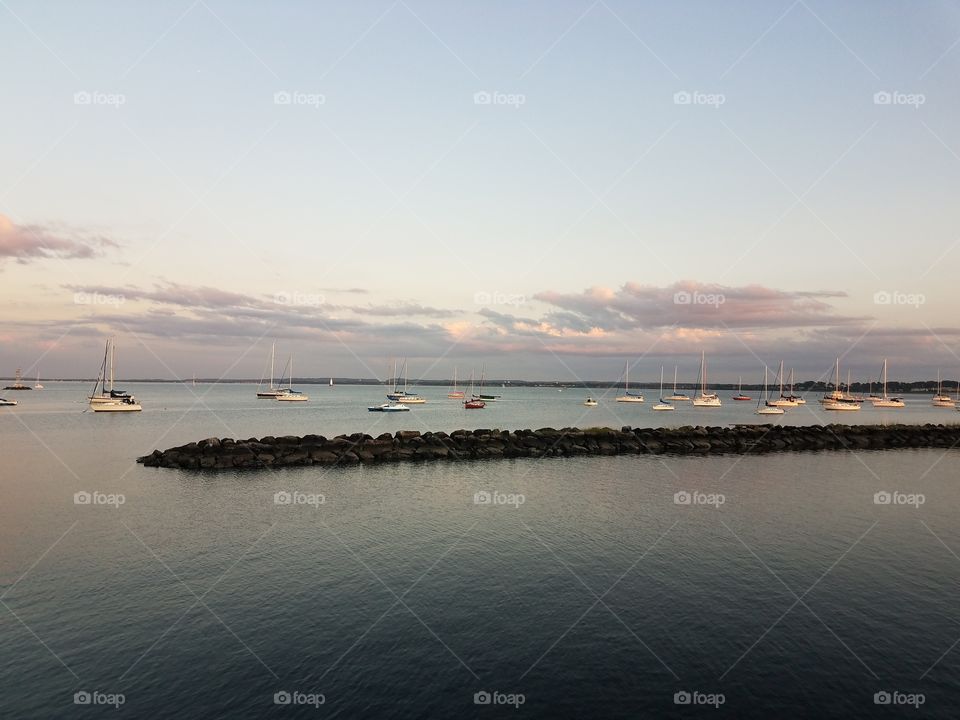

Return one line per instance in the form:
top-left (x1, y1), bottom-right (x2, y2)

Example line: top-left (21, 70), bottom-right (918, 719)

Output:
top-left (533, 281), bottom-right (864, 332)
top-left (0, 213), bottom-right (118, 263)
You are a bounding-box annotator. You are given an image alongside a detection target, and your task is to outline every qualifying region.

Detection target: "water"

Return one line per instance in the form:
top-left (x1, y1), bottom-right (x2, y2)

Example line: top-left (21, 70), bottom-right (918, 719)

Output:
top-left (2, 383), bottom-right (959, 717)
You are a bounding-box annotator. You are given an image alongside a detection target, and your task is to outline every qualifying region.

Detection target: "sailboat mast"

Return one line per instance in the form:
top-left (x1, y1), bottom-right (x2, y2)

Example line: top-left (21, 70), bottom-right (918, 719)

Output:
top-left (109, 339), bottom-right (115, 392)
top-left (270, 342), bottom-right (275, 389)
top-left (778, 360), bottom-right (784, 398)
top-left (673, 366), bottom-right (678, 393)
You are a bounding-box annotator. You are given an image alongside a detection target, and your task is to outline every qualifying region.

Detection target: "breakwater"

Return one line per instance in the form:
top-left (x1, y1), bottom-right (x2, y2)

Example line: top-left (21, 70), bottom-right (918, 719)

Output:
top-left (137, 423), bottom-right (960, 470)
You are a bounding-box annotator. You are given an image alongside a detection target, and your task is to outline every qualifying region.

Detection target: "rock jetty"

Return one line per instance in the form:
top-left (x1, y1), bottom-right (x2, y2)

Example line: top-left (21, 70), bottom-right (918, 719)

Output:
top-left (137, 423), bottom-right (960, 470)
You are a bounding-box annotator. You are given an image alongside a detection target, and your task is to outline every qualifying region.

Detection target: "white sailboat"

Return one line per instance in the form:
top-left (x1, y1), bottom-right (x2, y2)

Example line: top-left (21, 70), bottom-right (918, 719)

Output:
top-left (766, 360), bottom-right (798, 407)
top-left (34, 370), bottom-right (43, 390)
top-left (275, 355), bottom-right (309, 401)
top-left (0, 397), bottom-right (18, 406)
top-left (666, 366), bottom-right (690, 401)
top-left (822, 358), bottom-right (860, 411)
top-left (652, 366), bottom-right (675, 411)
top-left (615, 360), bottom-right (644, 403)
top-left (387, 359), bottom-right (426, 404)
top-left (257, 342), bottom-right (286, 398)
top-left (89, 339), bottom-right (142, 412)
top-left (369, 361), bottom-right (409, 411)
top-left (692, 351), bottom-right (721, 407)
top-left (871, 359), bottom-right (904, 408)
top-left (447, 367), bottom-right (464, 399)
top-left (757, 366), bottom-right (785, 415)
top-left (932, 369), bottom-right (955, 407)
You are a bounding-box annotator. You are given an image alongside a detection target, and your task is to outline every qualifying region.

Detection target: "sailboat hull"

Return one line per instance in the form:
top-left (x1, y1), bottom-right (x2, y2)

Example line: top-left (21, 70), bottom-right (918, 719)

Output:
top-left (615, 396), bottom-right (644, 403)
top-left (91, 402), bottom-right (142, 412)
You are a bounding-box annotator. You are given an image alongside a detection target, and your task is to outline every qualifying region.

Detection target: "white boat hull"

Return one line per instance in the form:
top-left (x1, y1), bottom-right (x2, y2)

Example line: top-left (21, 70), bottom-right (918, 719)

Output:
top-left (90, 402), bottom-right (141, 412)
top-left (652, 403), bottom-right (674, 411)
top-left (692, 395), bottom-right (722, 407)
top-left (757, 407), bottom-right (785, 415)
top-left (615, 396), bottom-right (644, 403)
top-left (871, 399), bottom-right (905, 408)
top-left (823, 401), bottom-right (861, 411)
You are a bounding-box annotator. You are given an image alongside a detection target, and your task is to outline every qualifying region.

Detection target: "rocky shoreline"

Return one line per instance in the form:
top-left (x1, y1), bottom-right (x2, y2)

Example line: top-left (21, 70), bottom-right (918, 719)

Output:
top-left (137, 423), bottom-right (960, 470)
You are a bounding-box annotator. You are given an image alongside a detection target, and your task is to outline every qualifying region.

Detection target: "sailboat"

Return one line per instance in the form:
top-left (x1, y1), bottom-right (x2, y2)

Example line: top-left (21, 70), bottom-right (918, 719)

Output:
top-left (666, 366), bottom-right (690, 401)
top-left (0, 397), bottom-right (16, 406)
top-left (932, 369), bottom-right (955, 407)
top-left (257, 342), bottom-right (286, 398)
top-left (369, 362), bottom-right (410, 411)
top-left (757, 366), bottom-right (785, 415)
top-left (822, 358), bottom-right (860, 410)
top-left (652, 366), bottom-right (675, 411)
top-left (89, 339), bottom-right (141, 411)
top-left (275, 355), bottom-right (309, 401)
top-left (3, 368), bottom-right (31, 391)
top-left (34, 370), bottom-right (43, 390)
top-left (871, 358), bottom-right (904, 408)
top-left (731, 376), bottom-right (751, 401)
top-left (785, 368), bottom-right (805, 404)
top-left (329, 377), bottom-right (334, 387)
top-left (766, 360), bottom-right (798, 407)
top-left (615, 360), bottom-right (644, 402)
top-left (447, 367), bottom-right (465, 399)
top-left (583, 396), bottom-right (598, 406)
top-left (464, 370), bottom-right (485, 409)
top-left (692, 351), bottom-right (721, 407)
top-left (387, 359), bottom-right (425, 404)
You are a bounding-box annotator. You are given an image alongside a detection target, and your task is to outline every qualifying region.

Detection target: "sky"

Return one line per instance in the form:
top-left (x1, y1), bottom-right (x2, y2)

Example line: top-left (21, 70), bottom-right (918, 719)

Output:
top-left (1, 0), bottom-right (959, 384)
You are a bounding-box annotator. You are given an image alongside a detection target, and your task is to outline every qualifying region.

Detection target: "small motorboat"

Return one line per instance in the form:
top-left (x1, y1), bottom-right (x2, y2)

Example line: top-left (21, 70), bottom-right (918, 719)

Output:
top-left (583, 397), bottom-right (598, 406)
top-left (368, 402), bottom-right (410, 412)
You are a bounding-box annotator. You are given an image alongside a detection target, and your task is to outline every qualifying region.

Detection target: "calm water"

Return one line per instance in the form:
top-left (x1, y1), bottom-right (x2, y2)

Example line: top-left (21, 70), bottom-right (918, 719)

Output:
top-left (2, 383), bottom-right (959, 718)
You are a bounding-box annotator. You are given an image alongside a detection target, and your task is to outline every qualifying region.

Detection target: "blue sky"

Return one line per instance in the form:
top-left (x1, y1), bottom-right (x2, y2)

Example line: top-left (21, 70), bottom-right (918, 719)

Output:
top-left (1, 1), bottom-right (959, 382)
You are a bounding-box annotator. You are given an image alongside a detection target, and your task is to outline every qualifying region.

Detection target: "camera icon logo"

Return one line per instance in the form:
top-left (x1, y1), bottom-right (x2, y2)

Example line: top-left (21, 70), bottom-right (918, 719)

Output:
top-left (74, 91), bottom-right (92, 105)
top-left (74, 491), bottom-right (92, 505)
top-left (74, 691), bottom-right (92, 705)
top-left (274, 491), bottom-right (292, 505)
top-left (474, 490), bottom-right (492, 505)
top-left (674, 690), bottom-right (692, 704)
top-left (873, 491), bottom-right (891, 505)
top-left (873, 91), bottom-right (892, 105)
top-left (473, 91), bottom-right (492, 105)
top-left (874, 690), bottom-right (891, 705)
top-left (274, 691), bottom-right (292, 705)
top-left (274, 91), bottom-right (291, 105)
top-left (673, 291), bottom-right (692, 304)
top-left (673, 91), bottom-right (692, 105)
top-left (674, 491), bottom-right (692, 505)
top-left (474, 690), bottom-right (492, 705)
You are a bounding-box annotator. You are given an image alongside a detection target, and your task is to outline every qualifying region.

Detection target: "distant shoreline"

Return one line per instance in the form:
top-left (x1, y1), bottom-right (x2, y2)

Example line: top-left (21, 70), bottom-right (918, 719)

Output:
top-left (5, 378), bottom-right (957, 393)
